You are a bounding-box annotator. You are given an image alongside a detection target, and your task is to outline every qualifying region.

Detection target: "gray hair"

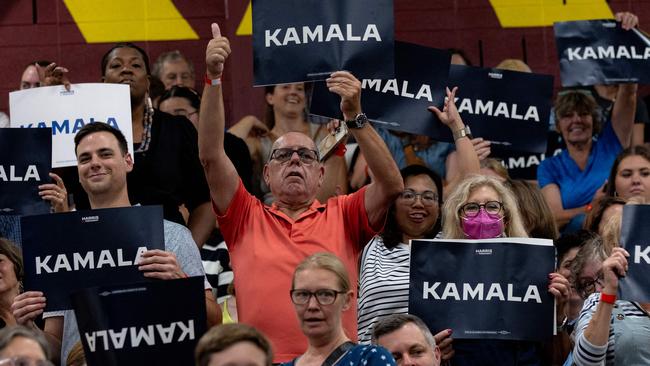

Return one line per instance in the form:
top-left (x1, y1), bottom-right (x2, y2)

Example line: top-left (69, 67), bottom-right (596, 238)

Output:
top-left (371, 314), bottom-right (436, 348)
top-left (0, 326), bottom-right (51, 360)
top-left (152, 50), bottom-right (195, 79)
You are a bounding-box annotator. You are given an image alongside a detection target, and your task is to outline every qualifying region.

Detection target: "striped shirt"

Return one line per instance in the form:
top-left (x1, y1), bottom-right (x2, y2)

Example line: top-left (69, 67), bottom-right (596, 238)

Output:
top-left (573, 292), bottom-right (650, 365)
top-left (200, 239), bottom-right (233, 304)
top-left (358, 236), bottom-right (411, 343)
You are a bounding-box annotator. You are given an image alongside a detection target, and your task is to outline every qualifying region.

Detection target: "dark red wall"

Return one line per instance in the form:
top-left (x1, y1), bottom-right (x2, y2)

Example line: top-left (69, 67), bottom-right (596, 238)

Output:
top-left (1, 0), bottom-right (648, 125)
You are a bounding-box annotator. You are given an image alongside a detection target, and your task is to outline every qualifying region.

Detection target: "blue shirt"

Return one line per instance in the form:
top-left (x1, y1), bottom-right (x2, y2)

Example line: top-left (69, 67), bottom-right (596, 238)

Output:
top-left (377, 128), bottom-right (453, 179)
top-left (282, 344), bottom-right (396, 366)
top-left (537, 121), bottom-right (621, 209)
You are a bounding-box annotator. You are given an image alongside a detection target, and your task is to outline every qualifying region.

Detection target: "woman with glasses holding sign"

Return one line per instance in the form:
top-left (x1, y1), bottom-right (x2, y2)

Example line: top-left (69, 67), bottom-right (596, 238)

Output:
top-left (440, 175), bottom-right (570, 366)
top-left (284, 253), bottom-right (395, 366)
top-left (357, 87), bottom-right (480, 361)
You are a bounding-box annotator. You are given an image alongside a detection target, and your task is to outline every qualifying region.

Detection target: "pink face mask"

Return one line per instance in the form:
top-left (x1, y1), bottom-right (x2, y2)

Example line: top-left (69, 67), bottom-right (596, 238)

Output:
top-left (461, 209), bottom-right (504, 239)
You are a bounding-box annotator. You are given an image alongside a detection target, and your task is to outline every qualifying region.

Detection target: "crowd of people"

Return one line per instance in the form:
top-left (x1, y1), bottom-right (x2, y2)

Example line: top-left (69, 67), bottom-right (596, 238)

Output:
top-left (1, 9), bottom-right (649, 366)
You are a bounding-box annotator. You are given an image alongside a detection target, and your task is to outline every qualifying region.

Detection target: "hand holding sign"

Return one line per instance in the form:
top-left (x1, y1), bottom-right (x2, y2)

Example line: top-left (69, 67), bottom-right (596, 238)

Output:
top-left (138, 249), bottom-right (185, 280)
top-left (428, 87), bottom-right (463, 130)
top-left (326, 71), bottom-right (362, 121)
top-left (615, 12), bottom-right (639, 30)
top-left (433, 329), bottom-right (455, 361)
top-left (205, 23), bottom-right (231, 79)
top-left (602, 247), bottom-right (630, 295)
top-left (38, 173), bottom-right (69, 213)
top-left (11, 291), bottom-right (46, 328)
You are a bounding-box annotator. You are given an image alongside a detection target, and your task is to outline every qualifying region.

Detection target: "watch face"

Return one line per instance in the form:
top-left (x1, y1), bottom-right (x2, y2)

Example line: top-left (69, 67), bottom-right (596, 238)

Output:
top-left (350, 113), bottom-right (367, 128)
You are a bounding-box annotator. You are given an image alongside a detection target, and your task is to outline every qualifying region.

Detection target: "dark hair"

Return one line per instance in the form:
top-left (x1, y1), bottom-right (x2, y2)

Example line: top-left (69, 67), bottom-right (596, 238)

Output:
top-left (554, 90), bottom-right (601, 136)
top-left (25, 60), bottom-right (52, 69)
top-left (263, 83), bottom-right (312, 129)
top-left (381, 165), bottom-right (443, 249)
top-left (74, 122), bottom-right (128, 156)
top-left (371, 314), bottom-right (436, 348)
top-left (0, 238), bottom-right (23, 283)
top-left (100, 43), bottom-right (151, 76)
top-left (554, 229), bottom-right (598, 265)
top-left (505, 179), bottom-right (558, 239)
top-left (195, 324), bottom-right (273, 366)
top-left (0, 326), bottom-right (51, 360)
top-left (606, 145), bottom-right (650, 197)
top-left (583, 196), bottom-right (626, 233)
top-left (448, 48), bottom-right (472, 66)
top-left (148, 75), bottom-right (166, 104)
top-left (159, 86), bottom-right (201, 111)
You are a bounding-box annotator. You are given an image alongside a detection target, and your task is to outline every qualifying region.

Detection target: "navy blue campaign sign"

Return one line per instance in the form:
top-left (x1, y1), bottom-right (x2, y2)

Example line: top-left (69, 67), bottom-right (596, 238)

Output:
top-left (444, 65), bottom-right (553, 154)
top-left (252, 0), bottom-right (394, 86)
top-left (409, 238), bottom-right (556, 341)
top-left (619, 205), bottom-right (650, 302)
top-left (309, 41), bottom-right (450, 134)
top-left (72, 277), bottom-right (207, 366)
top-left (21, 206), bottom-right (165, 311)
top-left (554, 20), bottom-right (650, 86)
top-left (0, 128), bottom-right (51, 216)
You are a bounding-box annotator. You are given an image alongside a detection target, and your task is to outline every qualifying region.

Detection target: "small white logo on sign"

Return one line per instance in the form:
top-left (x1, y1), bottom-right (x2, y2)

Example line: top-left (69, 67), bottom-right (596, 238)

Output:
top-left (81, 215), bottom-right (99, 223)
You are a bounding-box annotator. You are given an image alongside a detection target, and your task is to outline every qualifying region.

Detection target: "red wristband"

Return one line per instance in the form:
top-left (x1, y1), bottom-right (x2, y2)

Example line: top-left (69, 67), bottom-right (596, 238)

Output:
top-left (334, 143), bottom-right (347, 157)
top-left (205, 74), bottom-right (221, 86)
top-left (600, 292), bottom-right (616, 304)
top-left (585, 204), bottom-right (593, 213)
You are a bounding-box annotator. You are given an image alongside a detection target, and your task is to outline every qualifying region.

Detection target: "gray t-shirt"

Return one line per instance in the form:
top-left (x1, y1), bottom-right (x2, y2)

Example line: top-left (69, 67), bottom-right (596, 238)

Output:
top-left (43, 220), bottom-right (210, 365)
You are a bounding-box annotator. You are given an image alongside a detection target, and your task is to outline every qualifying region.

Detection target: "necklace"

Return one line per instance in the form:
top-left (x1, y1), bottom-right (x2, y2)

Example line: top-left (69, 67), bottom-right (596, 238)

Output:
top-left (135, 95), bottom-right (154, 153)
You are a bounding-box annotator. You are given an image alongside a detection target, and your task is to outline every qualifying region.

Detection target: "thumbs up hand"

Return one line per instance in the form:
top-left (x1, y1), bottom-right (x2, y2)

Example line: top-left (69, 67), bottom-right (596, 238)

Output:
top-left (206, 23), bottom-right (231, 79)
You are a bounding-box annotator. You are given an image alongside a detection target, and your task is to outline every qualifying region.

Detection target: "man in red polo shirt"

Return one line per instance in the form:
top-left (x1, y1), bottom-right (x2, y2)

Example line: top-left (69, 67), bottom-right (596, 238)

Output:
top-left (198, 24), bottom-right (404, 362)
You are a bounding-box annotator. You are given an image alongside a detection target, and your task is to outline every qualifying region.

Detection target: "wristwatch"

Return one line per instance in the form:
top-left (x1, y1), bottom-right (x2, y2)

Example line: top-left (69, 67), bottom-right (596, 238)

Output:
top-left (345, 113), bottom-right (368, 129)
top-left (452, 125), bottom-right (472, 141)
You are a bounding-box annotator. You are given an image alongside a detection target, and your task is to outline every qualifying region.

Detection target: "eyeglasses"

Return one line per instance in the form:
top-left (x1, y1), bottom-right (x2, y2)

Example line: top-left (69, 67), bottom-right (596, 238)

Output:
top-left (0, 357), bottom-right (54, 366)
top-left (398, 190), bottom-right (438, 206)
top-left (290, 289), bottom-right (345, 305)
top-left (576, 272), bottom-right (604, 299)
top-left (460, 201), bottom-right (503, 217)
top-left (270, 148), bottom-right (319, 164)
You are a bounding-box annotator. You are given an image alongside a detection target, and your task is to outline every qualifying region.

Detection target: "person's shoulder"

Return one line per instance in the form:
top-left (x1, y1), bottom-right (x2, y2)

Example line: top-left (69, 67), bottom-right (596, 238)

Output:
top-left (163, 220), bottom-right (193, 243)
top-left (352, 344), bottom-right (395, 365)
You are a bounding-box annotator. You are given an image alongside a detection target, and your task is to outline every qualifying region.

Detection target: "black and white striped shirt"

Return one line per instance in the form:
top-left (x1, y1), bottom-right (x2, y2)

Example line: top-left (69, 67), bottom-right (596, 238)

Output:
top-left (358, 236), bottom-right (411, 343)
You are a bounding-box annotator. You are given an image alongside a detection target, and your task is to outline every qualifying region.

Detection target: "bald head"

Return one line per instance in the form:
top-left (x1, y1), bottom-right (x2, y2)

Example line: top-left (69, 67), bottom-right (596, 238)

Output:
top-left (270, 132), bottom-right (317, 158)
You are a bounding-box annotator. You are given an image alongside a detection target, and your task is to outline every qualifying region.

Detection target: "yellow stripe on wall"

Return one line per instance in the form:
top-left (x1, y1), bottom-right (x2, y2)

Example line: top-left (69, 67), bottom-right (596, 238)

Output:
top-left (236, 1), bottom-right (253, 36)
top-left (64, 0), bottom-right (199, 43)
top-left (490, 0), bottom-right (613, 28)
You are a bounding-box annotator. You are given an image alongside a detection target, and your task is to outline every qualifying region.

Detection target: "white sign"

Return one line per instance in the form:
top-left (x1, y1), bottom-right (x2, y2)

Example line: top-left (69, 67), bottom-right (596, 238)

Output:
top-left (9, 83), bottom-right (133, 168)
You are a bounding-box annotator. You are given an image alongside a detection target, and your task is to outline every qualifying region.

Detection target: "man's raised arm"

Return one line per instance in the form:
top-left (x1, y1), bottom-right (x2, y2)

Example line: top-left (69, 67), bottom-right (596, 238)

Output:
top-left (199, 23), bottom-right (240, 214)
top-left (326, 71), bottom-right (403, 228)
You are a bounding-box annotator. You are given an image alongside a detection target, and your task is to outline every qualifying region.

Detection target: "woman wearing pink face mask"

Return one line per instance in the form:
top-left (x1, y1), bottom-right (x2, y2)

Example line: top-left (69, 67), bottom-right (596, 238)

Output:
top-left (441, 175), bottom-right (527, 240)
top-left (440, 175), bottom-right (571, 366)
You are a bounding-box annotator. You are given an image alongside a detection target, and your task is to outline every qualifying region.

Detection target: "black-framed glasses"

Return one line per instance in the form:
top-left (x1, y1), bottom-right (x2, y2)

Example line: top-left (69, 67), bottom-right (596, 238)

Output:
top-left (460, 201), bottom-right (503, 217)
top-left (576, 272), bottom-right (604, 299)
top-left (270, 148), bottom-right (319, 164)
top-left (290, 289), bottom-right (345, 305)
top-left (398, 189), bottom-right (439, 206)
top-left (0, 357), bottom-right (54, 366)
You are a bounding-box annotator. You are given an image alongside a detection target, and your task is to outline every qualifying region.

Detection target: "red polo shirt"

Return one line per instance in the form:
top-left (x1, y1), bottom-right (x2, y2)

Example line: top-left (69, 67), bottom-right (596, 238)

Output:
top-left (216, 180), bottom-right (379, 362)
